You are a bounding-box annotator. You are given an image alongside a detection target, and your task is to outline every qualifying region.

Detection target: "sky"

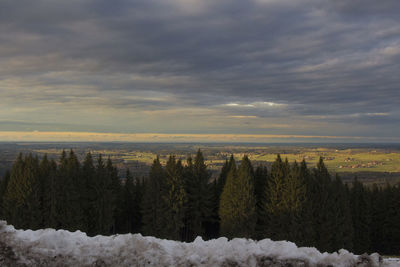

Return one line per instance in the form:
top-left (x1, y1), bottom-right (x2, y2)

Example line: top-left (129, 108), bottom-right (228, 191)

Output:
top-left (0, 0), bottom-right (399, 142)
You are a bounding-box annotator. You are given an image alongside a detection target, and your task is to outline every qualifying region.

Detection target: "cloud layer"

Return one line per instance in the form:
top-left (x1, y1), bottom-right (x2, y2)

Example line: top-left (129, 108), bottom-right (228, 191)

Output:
top-left (0, 0), bottom-right (399, 141)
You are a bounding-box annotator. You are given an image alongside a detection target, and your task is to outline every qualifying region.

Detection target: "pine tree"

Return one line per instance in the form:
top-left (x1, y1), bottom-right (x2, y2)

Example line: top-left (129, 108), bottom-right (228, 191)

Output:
top-left (283, 161), bottom-right (306, 244)
top-left (330, 174), bottom-right (353, 251)
top-left (263, 154), bottom-right (287, 240)
top-left (164, 156), bottom-right (187, 240)
top-left (132, 176), bottom-right (144, 234)
top-left (182, 155), bottom-right (194, 241)
top-left (53, 150), bottom-right (81, 231)
top-left (38, 155), bottom-right (52, 227)
top-left (67, 150), bottom-right (84, 230)
top-left (3, 153), bottom-right (42, 229)
top-left (216, 157), bottom-right (231, 197)
top-left (254, 165), bottom-right (268, 240)
top-left (382, 183), bottom-right (400, 254)
top-left (296, 159), bottom-right (315, 247)
top-left (310, 157), bottom-right (337, 252)
top-left (209, 155), bottom-right (235, 239)
top-left (0, 170), bottom-right (10, 219)
top-left (219, 156), bottom-right (256, 238)
top-left (369, 183), bottom-right (384, 253)
top-left (142, 157), bottom-right (168, 238)
top-left (94, 154), bottom-right (115, 235)
top-left (106, 157), bottom-right (121, 234)
top-left (81, 152), bottom-right (96, 235)
top-left (350, 178), bottom-right (371, 254)
top-left (2, 153), bottom-right (25, 227)
top-left (118, 169), bottom-right (135, 233)
top-left (48, 158), bottom-right (58, 229)
top-left (25, 154), bottom-right (42, 230)
top-left (184, 150), bottom-right (212, 241)
top-left (219, 157), bottom-right (237, 238)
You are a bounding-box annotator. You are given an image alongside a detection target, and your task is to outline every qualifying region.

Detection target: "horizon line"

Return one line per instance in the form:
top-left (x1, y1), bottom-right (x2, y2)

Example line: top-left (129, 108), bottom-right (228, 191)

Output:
top-left (0, 131), bottom-right (398, 143)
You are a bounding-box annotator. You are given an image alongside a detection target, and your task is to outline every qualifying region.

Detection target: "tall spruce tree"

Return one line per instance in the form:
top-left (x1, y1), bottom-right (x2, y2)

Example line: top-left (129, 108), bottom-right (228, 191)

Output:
top-left (118, 169), bottom-right (136, 233)
top-left (350, 178), bottom-right (371, 254)
top-left (219, 156), bottom-right (256, 238)
top-left (254, 165), bottom-right (268, 240)
top-left (164, 156), bottom-right (187, 240)
top-left (210, 155), bottom-right (235, 239)
top-left (263, 154), bottom-right (287, 240)
top-left (386, 184), bottom-right (400, 254)
top-left (3, 153), bottom-right (41, 229)
top-left (38, 155), bottom-right (56, 228)
top-left (311, 157), bottom-right (336, 253)
top-left (53, 150), bottom-right (80, 231)
top-left (184, 150), bottom-right (212, 241)
top-left (296, 159), bottom-right (315, 247)
top-left (67, 150), bottom-right (84, 230)
top-left (132, 176), bottom-right (144, 234)
top-left (106, 157), bottom-right (121, 234)
top-left (219, 157), bottom-right (237, 238)
top-left (94, 154), bottom-right (115, 235)
top-left (81, 152), bottom-right (96, 235)
top-left (0, 170), bottom-right (10, 219)
top-left (330, 174), bottom-right (353, 251)
top-left (369, 184), bottom-right (385, 253)
top-left (142, 157), bottom-right (168, 238)
top-left (282, 161), bottom-right (306, 244)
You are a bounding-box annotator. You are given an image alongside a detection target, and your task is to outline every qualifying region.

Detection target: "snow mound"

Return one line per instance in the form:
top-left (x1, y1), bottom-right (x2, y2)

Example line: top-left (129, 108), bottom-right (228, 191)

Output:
top-left (0, 220), bottom-right (387, 266)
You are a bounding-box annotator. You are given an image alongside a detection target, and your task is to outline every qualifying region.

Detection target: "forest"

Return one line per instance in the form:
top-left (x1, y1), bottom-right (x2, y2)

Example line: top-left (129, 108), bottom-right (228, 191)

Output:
top-left (0, 150), bottom-right (399, 256)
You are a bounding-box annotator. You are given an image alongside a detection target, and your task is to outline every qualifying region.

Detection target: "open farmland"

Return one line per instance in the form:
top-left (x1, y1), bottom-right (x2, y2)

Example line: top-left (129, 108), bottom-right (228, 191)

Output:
top-left (18, 142), bottom-right (400, 185)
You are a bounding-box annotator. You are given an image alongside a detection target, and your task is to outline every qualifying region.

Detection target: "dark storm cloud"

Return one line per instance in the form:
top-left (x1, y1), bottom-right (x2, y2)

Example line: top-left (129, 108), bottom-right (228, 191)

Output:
top-left (0, 0), bottom-right (399, 137)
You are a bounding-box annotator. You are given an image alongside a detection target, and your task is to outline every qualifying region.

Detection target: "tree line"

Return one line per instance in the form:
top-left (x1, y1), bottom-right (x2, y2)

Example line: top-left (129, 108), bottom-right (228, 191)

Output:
top-left (0, 150), bottom-right (399, 255)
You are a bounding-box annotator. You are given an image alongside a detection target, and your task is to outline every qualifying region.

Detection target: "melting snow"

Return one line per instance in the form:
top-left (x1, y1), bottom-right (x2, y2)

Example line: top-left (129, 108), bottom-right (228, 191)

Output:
top-left (0, 220), bottom-right (396, 266)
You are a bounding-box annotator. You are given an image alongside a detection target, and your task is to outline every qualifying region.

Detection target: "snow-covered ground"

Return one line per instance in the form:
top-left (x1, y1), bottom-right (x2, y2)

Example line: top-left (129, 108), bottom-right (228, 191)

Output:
top-left (0, 220), bottom-right (398, 267)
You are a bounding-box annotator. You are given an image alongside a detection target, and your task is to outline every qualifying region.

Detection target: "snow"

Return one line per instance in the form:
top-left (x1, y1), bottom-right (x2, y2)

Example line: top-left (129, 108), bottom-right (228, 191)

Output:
top-left (0, 220), bottom-right (396, 266)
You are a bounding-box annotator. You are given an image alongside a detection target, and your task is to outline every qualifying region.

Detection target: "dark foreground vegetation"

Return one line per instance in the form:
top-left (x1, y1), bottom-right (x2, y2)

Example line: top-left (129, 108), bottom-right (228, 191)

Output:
top-left (0, 150), bottom-right (399, 255)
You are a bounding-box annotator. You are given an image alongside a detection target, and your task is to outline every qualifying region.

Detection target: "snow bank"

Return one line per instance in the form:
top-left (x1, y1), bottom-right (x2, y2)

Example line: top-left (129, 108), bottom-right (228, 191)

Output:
top-left (0, 220), bottom-right (390, 266)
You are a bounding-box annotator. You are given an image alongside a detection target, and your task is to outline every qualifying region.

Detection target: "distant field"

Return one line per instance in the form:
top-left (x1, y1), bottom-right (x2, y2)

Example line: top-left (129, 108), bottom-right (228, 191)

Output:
top-left (246, 148), bottom-right (400, 173)
top-left (32, 146), bottom-right (400, 184)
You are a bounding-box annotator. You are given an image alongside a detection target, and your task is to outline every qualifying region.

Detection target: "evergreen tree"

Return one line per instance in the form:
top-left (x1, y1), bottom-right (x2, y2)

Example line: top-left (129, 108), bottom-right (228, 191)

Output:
top-left (219, 157), bottom-right (237, 238)
top-left (282, 161), bottom-right (306, 244)
top-left (48, 158), bottom-right (58, 229)
top-left (94, 154), bottom-right (115, 235)
top-left (254, 165), bottom-right (268, 240)
top-left (184, 150), bottom-right (212, 241)
top-left (330, 175), bottom-right (353, 251)
top-left (292, 160), bottom-right (315, 247)
top-left (164, 156), bottom-right (187, 240)
top-left (0, 170), bottom-right (10, 219)
top-left (132, 176), bottom-right (144, 234)
top-left (67, 150), bottom-right (84, 230)
top-left (81, 152), bottom-right (96, 235)
top-left (118, 169), bottom-right (136, 233)
top-left (369, 184), bottom-right (385, 253)
top-left (219, 156), bottom-right (256, 238)
top-left (350, 178), bottom-right (371, 254)
top-left (209, 155), bottom-right (235, 239)
top-left (263, 154), bottom-right (287, 240)
top-left (310, 157), bottom-right (337, 252)
top-left (3, 153), bottom-right (41, 229)
top-left (52, 150), bottom-right (81, 231)
top-left (142, 157), bottom-right (168, 238)
top-left (182, 155), bottom-right (194, 241)
top-left (381, 183), bottom-right (400, 254)
top-left (38, 155), bottom-right (50, 223)
top-left (106, 157), bottom-right (121, 234)
top-left (2, 153), bottom-right (25, 227)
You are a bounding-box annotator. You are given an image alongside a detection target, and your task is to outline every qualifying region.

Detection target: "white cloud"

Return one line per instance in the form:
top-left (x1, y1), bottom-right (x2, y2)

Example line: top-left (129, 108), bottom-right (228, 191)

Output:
top-left (223, 101), bottom-right (286, 108)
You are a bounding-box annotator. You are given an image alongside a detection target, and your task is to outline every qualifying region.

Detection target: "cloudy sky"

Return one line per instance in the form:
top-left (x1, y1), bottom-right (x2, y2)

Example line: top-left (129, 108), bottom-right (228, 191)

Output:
top-left (0, 0), bottom-right (399, 142)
